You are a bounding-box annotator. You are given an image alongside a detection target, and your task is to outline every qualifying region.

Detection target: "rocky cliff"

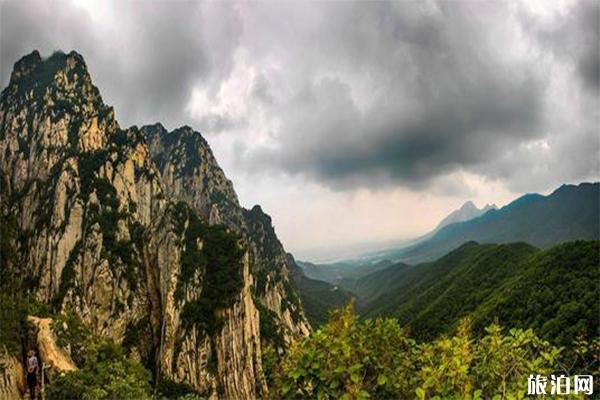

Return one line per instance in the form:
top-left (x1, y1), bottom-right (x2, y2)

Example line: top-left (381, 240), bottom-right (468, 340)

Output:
top-left (143, 123), bottom-right (310, 338)
top-left (0, 50), bottom-right (309, 398)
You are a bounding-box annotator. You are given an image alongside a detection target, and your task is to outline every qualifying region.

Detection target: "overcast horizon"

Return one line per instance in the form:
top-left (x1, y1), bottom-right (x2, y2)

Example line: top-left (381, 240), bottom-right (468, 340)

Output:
top-left (1, 0), bottom-right (598, 261)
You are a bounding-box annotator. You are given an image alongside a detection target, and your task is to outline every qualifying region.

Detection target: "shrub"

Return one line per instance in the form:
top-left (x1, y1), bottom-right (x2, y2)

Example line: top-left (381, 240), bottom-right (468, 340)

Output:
top-left (274, 302), bottom-right (417, 399)
top-left (273, 303), bottom-right (564, 400)
top-left (47, 339), bottom-right (151, 400)
top-left (51, 312), bottom-right (91, 366)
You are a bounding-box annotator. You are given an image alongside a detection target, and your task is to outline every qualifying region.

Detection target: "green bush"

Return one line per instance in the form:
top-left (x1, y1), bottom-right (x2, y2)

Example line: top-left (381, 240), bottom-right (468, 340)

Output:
top-left (51, 312), bottom-right (91, 366)
top-left (47, 339), bottom-right (151, 400)
top-left (274, 302), bottom-right (417, 399)
top-left (273, 303), bottom-right (567, 400)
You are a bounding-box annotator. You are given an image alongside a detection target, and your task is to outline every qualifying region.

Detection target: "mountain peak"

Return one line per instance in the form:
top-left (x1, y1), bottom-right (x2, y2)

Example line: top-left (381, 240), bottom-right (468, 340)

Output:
top-left (2, 49), bottom-right (117, 153)
top-left (3, 50), bottom-right (102, 113)
top-left (459, 201), bottom-right (477, 211)
top-left (435, 200), bottom-right (490, 231)
top-left (8, 50), bottom-right (89, 89)
top-left (10, 50), bottom-right (42, 82)
top-left (1, 49), bottom-right (310, 398)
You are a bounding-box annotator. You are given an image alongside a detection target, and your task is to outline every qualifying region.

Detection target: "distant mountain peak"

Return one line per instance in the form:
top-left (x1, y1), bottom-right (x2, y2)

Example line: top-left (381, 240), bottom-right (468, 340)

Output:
top-left (460, 200), bottom-right (477, 211)
top-left (435, 200), bottom-right (494, 231)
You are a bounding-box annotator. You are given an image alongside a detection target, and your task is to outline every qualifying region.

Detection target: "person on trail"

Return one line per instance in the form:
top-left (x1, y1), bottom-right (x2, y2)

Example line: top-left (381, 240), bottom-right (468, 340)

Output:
top-left (26, 349), bottom-right (39, 400)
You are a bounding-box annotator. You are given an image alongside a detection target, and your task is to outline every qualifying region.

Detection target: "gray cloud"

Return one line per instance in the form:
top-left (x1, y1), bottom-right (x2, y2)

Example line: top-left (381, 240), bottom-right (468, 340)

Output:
top-left (1, 0), bottom-right (597, 194)
top-left (250, 73), bottom-right (275, 104)
top-left (527, 0), bottom-right (599, 92)
top-left (577, 1), bottom-right (599, 90)
top-left (240, 1), bottom-right (551, 189)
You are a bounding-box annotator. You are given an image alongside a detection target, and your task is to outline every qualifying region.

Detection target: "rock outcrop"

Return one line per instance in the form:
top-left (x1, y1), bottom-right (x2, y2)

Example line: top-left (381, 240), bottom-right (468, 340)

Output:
top-left (0, 349), bottom-right (25, 400)
top-left (27, 317), bottom-right (77, 380)
top-left (0, 50), bottom-right (309, 398)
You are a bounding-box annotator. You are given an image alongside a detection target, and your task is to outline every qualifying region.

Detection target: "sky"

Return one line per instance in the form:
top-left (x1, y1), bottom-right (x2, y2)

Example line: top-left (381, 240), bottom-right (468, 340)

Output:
top-left (1, 0), bottom-right (598, 261)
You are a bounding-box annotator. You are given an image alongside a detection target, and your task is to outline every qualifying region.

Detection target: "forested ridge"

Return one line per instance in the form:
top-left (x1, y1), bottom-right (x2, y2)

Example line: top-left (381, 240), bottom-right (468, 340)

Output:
top-left (361, 241), bottom-right (599, 348)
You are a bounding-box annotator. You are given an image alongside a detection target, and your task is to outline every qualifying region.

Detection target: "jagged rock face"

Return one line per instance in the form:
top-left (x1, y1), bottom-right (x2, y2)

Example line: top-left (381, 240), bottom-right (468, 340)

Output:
top-left (144, 124), bottom-right (243, 228)
top-left (242, 206), bottom-right (311, 338)
top-left (144, 124), bottom-right (310, 340)
top-left (0, 50), bottom-right (309, 398)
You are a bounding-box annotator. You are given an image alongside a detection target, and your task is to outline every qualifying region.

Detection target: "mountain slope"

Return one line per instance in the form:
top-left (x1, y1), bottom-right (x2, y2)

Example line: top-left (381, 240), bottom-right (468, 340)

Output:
top-left (297, 259), bottom-right (394, 285)
top-left (0, 50), bottom-right (309, 398)
top-left (364, 241), bottom-right (599, 346)
top-left (391, 183), bottom-right (599, 264)
top-left (338, 262), bottom-right (411, 306)
top-left (291, 272), bottom-right (354, 328)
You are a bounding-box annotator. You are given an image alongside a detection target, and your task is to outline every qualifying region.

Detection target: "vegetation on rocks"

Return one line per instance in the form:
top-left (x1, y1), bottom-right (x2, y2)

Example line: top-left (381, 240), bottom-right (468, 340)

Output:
top-left (51, 312), bottom-right (91, 366)
top-left (173, 202), bottom-right (245, 335)
top-left (2, 49), bottom-right (597, 400)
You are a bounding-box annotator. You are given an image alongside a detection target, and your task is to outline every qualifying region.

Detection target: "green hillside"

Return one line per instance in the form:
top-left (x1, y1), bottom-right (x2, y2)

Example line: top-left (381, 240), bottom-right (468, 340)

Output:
top-left (292, 271), bottom-right (355, 328)
top-left (470, 241), bottom-right (600, 346)
top-left (363, 241), bottom-right (599, 346)
top-left (338, 262), bottom-right (411, 305)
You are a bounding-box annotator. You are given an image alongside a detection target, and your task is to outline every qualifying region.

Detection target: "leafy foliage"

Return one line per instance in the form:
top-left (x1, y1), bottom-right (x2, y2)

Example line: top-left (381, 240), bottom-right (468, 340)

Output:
top-left (256, 299), bottom-right (286, 349)
top-left (47, 339), bottom-right (151, 400)
top-left (0, 185), bottom-right (18, 285)
top-left (0, 179), bottom-right (23, 353)
top-left (272, 303), bottom-right (572, 400)
top-left (470, 241), bottom-right (600, 347)
top-left (51, 312), bottom-right (91, 366)
top-left (0, 295), bottom-right (24, 354)
top-left (155, 377), bottom-right (202, 399)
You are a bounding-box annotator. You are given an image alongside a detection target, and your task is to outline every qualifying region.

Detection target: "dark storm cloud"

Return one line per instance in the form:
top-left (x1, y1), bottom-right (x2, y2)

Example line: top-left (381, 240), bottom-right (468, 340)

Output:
top-left (569, 2), bottom-right (599, 91)
top-left (242, 1), bottom-right (547, 189)
top-left (262, 68), bottom-right (541, 190)
top-left (0, 0), bottom-right (94, 80)
top-left (575, 1), bottom-right (600, 90)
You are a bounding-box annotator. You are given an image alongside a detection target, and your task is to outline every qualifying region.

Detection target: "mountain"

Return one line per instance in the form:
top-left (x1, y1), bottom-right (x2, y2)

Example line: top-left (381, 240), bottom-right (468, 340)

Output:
top-left (387, 182), bottom-right (599, 264)
top-left (297, 259), bottom-right (394, 285)
top-left (434, 201), bottom-right (497, 231)
top-left (142, 123), bottom-right (310, 338)
top-left (289, 259), bottom-right (354, 328)
top-left (337, 262), bottom-right (411, 306)
top-left (363, 241), bottom-right (599, 346)
top-left (0, 50), bottom-right (309, 398)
